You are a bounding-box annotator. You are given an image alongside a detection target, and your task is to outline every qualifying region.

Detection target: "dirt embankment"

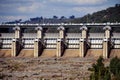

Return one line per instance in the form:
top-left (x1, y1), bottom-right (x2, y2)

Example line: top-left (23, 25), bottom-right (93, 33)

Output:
top-left (0, 57), bottom-right (109, 80)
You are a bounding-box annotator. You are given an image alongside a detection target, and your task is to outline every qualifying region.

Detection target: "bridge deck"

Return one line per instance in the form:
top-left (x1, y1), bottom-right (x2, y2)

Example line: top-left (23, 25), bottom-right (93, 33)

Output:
top-left (0, 23), bottom-right (120, 28)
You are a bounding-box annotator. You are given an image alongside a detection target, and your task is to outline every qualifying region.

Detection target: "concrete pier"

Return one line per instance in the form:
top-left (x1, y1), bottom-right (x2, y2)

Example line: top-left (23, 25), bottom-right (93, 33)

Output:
top-left (11, 38), bottom-right (17, 57)
top-left (34, 38), bottom-right (40, 57)
top-left (103, 26), bottom-right (111, 59)
top-left (11, 26), bottom-right (21, 57)
top-left (35, 26), bottom-right (43, 39)
top-left (56, 26), bottom-right (65, 57)
top-left (79, 26), bottom-right (88, 57)
top-left (34, 26), bottom-right (43, 57)
top-left (13, 26), bottom-right (21, 38)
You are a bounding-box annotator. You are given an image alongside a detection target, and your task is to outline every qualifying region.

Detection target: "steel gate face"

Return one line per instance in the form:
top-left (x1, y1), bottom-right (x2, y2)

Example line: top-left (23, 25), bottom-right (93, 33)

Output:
top-left (44, 38), bottom-right (57, 49)
top-left (88, 38), bottom-right (103, 49)
top-left (22, 38), bottom-right (34, 49)
top-left (22, 33), bottom-right (36, 38)
top-left (0, 33), bottom-right (15, 38)
top-left (44, 33), bottom-right (59, 38)
top-left (66, 38), bottom-right (79, 49)
top-left (0, 38), bottom-right (12, 49)
top-left (0, 33), bottom-right (14, 49)
top-left (111, 38), bottom-right (120, 48)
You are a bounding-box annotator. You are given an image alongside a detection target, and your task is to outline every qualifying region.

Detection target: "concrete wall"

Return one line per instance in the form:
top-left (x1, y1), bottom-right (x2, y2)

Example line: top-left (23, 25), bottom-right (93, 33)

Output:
top-left (0, 25), bottom-right (120, 58)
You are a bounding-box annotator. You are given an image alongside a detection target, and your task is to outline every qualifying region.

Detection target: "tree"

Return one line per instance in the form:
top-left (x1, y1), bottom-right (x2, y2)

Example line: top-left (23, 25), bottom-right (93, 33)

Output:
top-left (88, 56), bottom-right (111, 80)
top-left (53, 15), bottom-right (58, 19)
top-left (60, 16), bottom-right (66, 20)
top-left (110, 57), bottom-right (120, 80)
top-left (40, 16), bottom-right (43, 20)
top-left (69, 15), bottom-right (75, 19)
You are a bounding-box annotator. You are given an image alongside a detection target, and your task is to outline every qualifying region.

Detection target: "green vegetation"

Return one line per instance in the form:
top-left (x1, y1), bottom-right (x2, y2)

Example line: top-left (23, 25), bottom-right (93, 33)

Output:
top-left (110, 57), bottom-right (120, 80)
top-left (89, 57), bottom-right (120, 80)
top-left (88, 57), bottom-right (111, 80)
top-left (71, 4), bottom-right (120, 23)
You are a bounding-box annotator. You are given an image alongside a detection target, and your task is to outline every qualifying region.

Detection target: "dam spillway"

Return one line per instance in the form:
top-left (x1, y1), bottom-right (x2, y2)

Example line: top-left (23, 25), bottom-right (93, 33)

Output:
top-left (0, 23), bottom-right (120, 58)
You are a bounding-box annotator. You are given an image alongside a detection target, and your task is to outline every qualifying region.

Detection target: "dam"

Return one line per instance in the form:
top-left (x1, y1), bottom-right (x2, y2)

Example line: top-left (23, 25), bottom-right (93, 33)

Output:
top-left (0, 23), bottom-right (120, 58)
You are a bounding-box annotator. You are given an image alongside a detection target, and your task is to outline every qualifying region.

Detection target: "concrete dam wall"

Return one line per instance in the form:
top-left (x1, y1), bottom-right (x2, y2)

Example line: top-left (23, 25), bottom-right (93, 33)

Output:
top-left (0, 23), bottom-right (120, 58)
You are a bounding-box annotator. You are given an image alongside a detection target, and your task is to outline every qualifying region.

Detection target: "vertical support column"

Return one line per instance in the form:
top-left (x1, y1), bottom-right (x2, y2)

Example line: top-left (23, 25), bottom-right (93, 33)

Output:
top-left (79, 26), bottom-right (88, 57)
top-left (11, 26), bottom-right (21, 57)
top-left (14, 26), bottom-right (21, 38)
top-left (79, 38), bottom-right (86, 57)
top-left (57, 26), bottom-right (65, 39)
top-left (0, 39), bottom-right (2, 48)
top-left (34, 26), bottom-right (43, 57)
top-left (103, 38), bottom-right (109, 59)
top-left (57, 26), bottom-right (65, 57)
top-left (35, 26), bottom-right (43, 39)
top-left (34, 38), bottom-right (39, 57)
top-left (56, 38), bottom-right (62, 57)
top-left (103, 26), bottom-right (111, 59)
top-left (11, 38), bottom-right (17, 57)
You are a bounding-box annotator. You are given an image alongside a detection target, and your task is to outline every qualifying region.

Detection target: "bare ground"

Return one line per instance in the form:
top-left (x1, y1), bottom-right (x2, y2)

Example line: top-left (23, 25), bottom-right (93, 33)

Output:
top-left (0, 57), bottom-right (110, 80)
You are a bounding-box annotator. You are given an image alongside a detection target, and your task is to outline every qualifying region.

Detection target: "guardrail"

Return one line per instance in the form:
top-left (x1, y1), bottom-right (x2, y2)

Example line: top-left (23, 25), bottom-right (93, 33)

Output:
top-left (0, 23), bottom-right (120, 28)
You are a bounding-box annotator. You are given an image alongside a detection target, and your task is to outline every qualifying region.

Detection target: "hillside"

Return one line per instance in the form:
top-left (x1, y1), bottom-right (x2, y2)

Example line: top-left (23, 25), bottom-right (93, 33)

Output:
top-left (71, 4), bottom-right (120, 23)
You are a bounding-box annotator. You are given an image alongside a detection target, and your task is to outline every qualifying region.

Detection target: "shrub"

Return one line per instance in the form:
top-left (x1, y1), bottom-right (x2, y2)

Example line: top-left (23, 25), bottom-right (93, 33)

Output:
top-left (88, 56), bottom-right (111, 80)
top-left (110, 57), bottom-right (120, 80)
